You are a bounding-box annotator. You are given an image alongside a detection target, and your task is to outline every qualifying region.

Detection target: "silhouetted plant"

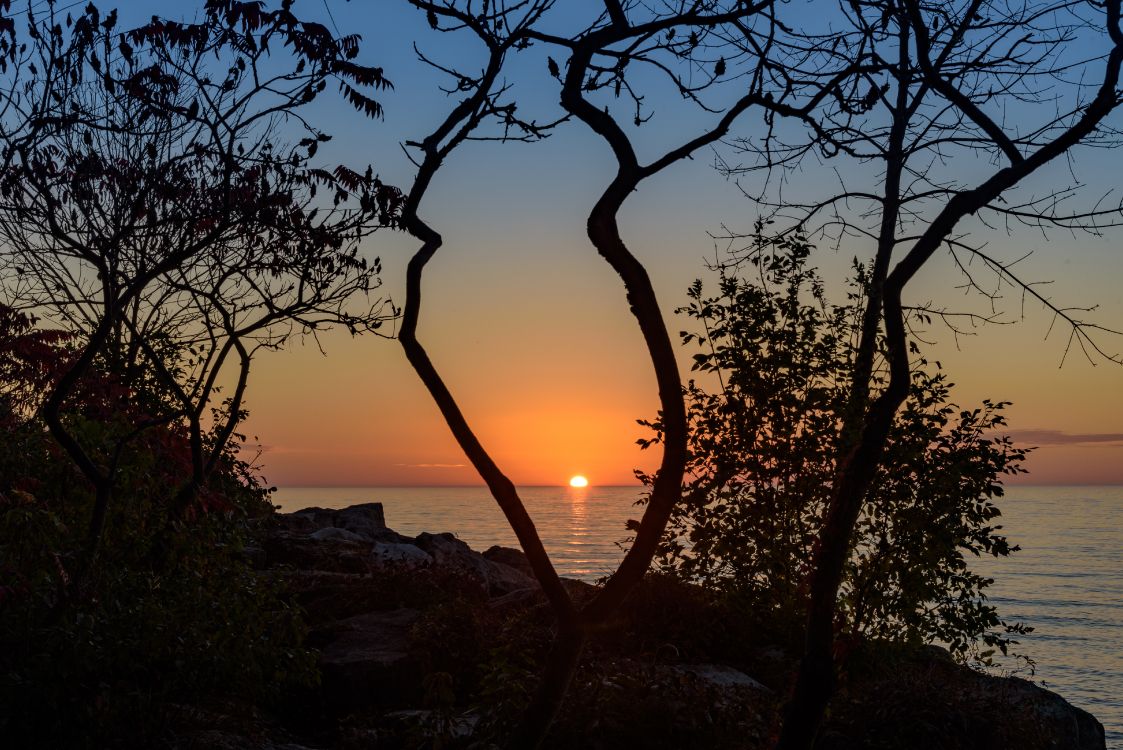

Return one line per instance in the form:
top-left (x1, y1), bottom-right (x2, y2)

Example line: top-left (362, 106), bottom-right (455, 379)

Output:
top-left (702, 1), bottom-right (1123, 743)
top-left (640, 235), bottom-right (1030, 663)
top-left (0, 0), bottom-right (398, 570)
top-left (0, 306), bottom-right (316, 749)
top-left (383, 2), bottom-right (809, 745)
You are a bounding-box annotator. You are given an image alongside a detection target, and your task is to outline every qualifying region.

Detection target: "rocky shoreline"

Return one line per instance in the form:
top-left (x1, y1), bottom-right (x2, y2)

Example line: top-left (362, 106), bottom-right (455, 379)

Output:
top-left (173, 502), bottom-right (1106, 749)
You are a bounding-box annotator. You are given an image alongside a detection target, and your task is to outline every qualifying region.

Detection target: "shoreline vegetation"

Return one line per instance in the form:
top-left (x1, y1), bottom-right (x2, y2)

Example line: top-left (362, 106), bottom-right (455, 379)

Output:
top-left (0, 2), bottom-right (1120, 747)
top-left (170, 501), bottom-right (1106, 750)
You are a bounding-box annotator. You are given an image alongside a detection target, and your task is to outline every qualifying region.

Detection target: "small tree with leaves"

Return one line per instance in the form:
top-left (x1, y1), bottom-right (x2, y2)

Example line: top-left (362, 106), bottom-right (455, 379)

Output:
top-left (0, 0), bottom-right (398, 569)
top-left (642, 233), bottom-right (1031, 664)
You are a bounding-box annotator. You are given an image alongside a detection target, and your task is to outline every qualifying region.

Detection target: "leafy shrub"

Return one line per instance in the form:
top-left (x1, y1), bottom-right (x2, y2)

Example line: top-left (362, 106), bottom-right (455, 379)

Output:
top-left (639, 235), bottom-right (1029, 660)
top-left (0, 307), bottom-right (315, 748)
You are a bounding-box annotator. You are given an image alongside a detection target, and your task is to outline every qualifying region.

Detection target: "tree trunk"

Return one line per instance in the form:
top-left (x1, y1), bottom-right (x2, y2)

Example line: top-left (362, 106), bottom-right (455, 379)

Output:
top-left (507, 625), bottom-right (587, 750)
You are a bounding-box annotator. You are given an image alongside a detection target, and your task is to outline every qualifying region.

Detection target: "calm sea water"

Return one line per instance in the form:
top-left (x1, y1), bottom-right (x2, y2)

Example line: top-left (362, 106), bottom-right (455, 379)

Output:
top-left (274, 484), bottom-right (1123, 747)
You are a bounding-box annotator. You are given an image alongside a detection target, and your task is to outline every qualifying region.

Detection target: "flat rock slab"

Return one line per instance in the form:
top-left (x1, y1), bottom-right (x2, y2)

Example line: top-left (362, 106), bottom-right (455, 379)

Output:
top-left (672, 663), bottom-right (771, 692)
top-left (318, 608), bottom-right (422, 710)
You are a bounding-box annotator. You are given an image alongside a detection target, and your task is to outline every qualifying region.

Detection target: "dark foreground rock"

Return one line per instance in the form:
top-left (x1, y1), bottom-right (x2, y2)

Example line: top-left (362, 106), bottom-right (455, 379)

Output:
top-left (317, 608), bottom-right (422, 710)
top-left (174, 503), bottom-right (1105, 750)
top-left (821, 644), bottom-right (1106, 750)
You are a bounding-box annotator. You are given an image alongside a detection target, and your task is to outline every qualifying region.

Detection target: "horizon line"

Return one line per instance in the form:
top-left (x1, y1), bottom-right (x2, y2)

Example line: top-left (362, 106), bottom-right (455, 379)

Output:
top-left (270, 481), bottom-right (1123, 489)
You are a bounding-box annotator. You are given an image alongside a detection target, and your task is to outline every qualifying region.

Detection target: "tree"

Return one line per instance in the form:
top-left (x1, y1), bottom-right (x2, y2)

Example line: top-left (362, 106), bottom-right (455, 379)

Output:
top-left (0, 0), bottom-right (398, 570)
top-left (385, 2), bottom-right (1123, 745)
top-left (643, 232), bottom-right (1030, 663)
top-left (369, 1), bottom-right (849, 745)
top-left (702, 1), bottom-right (1123, 746)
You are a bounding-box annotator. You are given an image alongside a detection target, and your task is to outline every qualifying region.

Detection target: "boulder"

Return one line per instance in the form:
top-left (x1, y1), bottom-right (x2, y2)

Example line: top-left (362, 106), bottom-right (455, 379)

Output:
top-left (317, 608), bottom-right (422, 709)
top-left (371, 542), bottom-right (433, 569)
top-left (489, 585), bottom-right (548, 615)
top-left (415, 532), bottom-right (492, 580)
top-left (310, 527), bottom-right (367, 543)
top-left (278, 570), bottom-right (378, 626)
top-left (671, 663), bottom-right (770, 692)
top-left (290, 503), bottom-right (387, 542)
top-left (483, 558), bottom-right (537, 596)
top-left (988, 676), bottom-right (1105, 750)
top-left (415, 532), bottom-right (535, 595)
top-left (823, 644), bottom-right (1108, 750)
top-left (483, 545), bottom-right (534, 577)
top-left (262, 531), bottom-right (370, 573)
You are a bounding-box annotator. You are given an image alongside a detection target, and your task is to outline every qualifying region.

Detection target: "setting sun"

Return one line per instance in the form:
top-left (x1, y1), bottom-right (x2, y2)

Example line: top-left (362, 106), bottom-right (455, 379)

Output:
top-left (568, 475), bottom-right (589, 488)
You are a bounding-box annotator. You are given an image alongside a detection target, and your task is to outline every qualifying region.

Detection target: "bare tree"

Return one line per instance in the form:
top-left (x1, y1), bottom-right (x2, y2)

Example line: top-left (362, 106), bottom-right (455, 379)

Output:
top-left (704, 1), bottom-right (1123, 746)
top-left (0, 0), bottom-right (396, 570)
top-left (369, 0), bottom-right (846, 745)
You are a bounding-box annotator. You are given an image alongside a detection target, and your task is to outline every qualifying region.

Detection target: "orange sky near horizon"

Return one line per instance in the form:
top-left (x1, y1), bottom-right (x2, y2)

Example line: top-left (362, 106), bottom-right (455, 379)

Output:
top-left (243, 190), bottom-right (1123, 489)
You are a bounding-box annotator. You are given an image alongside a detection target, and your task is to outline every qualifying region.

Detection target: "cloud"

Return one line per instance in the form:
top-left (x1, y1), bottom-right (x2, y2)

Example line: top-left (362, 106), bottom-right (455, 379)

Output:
top-left (1000, 429), bottom-right (1123, 446)
top-left (394, 463), bottom-right (468, 469)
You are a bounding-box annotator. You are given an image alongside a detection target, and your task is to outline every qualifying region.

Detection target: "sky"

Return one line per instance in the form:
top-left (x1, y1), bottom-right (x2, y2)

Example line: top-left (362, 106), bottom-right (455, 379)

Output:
top-left (124, 1), bottom-right (1123, 487)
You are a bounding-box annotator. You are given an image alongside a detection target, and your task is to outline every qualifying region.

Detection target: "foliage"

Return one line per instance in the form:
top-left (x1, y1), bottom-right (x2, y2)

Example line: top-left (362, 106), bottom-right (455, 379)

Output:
top-left (0, 307), bottom-right (315, 749)
top-left (0, 0), bottom-right (400, 548)
top-left (639, 236), bottom-right (1030, 660)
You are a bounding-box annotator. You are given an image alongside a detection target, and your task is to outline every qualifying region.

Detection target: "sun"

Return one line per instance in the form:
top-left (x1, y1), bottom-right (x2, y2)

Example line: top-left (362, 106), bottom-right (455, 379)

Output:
top-left (568, 475), bottom-right (589, 488)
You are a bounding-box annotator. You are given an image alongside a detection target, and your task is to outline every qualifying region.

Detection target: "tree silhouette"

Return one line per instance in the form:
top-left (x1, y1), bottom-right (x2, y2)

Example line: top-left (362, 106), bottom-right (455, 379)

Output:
top-left (645, 234), bottom-right (1031, 663)
top-left (372, 0), bottom-right (847, 745)
top-left (702, 1), bottom-right (1123, 746)
top-left (0, 0), bottom-right (397, 573)
top-left (383, 2), bottom-right (1123, 746)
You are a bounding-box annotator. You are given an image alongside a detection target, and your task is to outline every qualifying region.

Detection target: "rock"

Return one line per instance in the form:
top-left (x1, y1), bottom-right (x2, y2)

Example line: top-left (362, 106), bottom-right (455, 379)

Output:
top-left (489, 585), bottom-right (543, 612)
top-left (289, 503), bottom-right (387, 541)
top-left (671, 663), bottom-right (770, 692)
top-left (332, 503), bottom-right (388, 539)
top-left (383, 709), bottom-right (480, 740)
top-left (826, 643), bottom-right (1108, 750)
top-left (415, 532), bottom-right (535, 595)
top-left (262, 531), bottom-right (370, 573)
top-left (242, 543), bottom-right (267, 569)
top-left (371, 541), bottom-right (433, 568)
top-left (309, 527), bottom-right (367, 543)
top-left (415, 532), bottom-right (481, 566)
top-left (317, 608), bottom-right (422, 709)
top-left (278, 570), bottom-right (378, 626)
top-left (415, 532), bottom-right (492, 582)
top-left (483, 545), bottom-right (534, 577)
top-left (990, 676), bottom-right (1105, 750)
top-left (483, 558), bottom-right (537, 596)
top-left (173, 733), bottom-right (320, 750)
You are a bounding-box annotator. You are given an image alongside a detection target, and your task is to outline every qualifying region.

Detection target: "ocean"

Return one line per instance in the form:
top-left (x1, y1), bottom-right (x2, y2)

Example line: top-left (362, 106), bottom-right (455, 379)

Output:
top-left (274, 484), bottom-right (1123, 748)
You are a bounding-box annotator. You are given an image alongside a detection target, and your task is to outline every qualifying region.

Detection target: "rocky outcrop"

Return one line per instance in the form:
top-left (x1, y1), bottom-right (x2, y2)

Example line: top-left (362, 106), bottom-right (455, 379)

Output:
top-left (264, 508), bottom-right (536, 595)
top-left (261, 503), bottom-right (538, 711)
top-left (414, 532), bottom-right (535, 595)
top-left (241, 503), bottom-right (1107, 750)
top-left (286, 503), bottom-right (388, 540)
